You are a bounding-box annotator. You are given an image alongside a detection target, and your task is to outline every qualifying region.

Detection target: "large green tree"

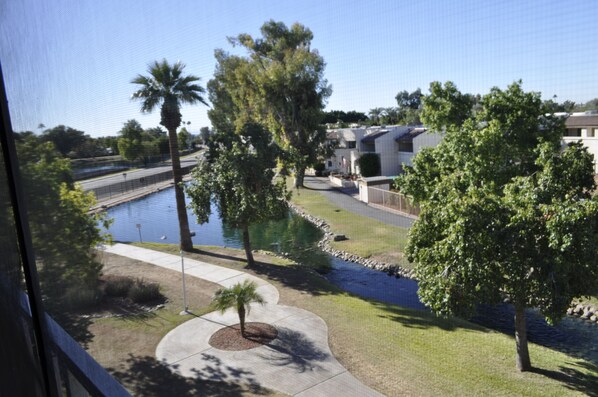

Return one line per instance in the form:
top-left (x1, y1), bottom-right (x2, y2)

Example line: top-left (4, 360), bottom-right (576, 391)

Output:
top-left (131, 59), bottom-right (207, 251)
top-left (221, 20), bottom-right (331, 187)
top-left (397, 81), bottom-right (598, 372)
top-left (187, 123), bottom-right (288, 266)
top-left (15, 135), bottom-right (110, 310)
top-left (40, 125), bottom-right (88, 157)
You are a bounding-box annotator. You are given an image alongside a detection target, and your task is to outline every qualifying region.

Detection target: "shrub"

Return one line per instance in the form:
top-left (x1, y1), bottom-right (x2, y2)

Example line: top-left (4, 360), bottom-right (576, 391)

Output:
top-left (62, 286), bottom-right (103, 310)
top-left (104, 276), bottom-right (133, 297)
top-left (313, 162), bottom-right (325, 176)
top-left (128, 278), bottom-right (162, 304)
top-left (357, 153), bottom-right (381, 177)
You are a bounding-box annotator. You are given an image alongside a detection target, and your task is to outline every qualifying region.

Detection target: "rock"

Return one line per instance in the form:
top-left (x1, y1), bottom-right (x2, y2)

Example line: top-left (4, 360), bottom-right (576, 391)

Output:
top-left (591, 315), bottom-right (597, 322)
top-left (573, 304), bottom-right (584, 315)
top-left (567, 308), bottom-right (574, 315)
top-left (333, 234), bottom-right (348, 241)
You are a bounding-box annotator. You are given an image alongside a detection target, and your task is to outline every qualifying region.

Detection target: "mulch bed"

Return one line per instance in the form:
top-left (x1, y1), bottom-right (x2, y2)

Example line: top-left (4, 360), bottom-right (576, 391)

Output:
top-left (209, 322), bottom-right (278, 351)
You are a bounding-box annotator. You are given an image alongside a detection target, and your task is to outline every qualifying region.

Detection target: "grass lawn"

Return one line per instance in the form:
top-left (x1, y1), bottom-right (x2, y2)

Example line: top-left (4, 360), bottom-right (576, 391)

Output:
top-left (286, 178), bottom-right (411, 268)
top-left (125, 243), bottom-right (598, 396)
top-left (84, 250), bottom-right (285, 397)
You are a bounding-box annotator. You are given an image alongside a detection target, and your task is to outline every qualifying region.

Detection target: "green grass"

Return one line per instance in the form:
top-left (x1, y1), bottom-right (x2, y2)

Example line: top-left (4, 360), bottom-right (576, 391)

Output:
top-left (139, 243), bottom-right (598, 396)
top-left (287, 178), bottom-right (411, 268)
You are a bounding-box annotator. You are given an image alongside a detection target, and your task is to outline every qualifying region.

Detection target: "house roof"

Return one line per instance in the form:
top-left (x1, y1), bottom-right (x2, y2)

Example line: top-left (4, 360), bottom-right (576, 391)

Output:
top-left (395, 128), bottom-right (427, 143)
top-left (361, 130), bottom-right (389, 143)
top-left (566, 115), bottom-right (598, 128)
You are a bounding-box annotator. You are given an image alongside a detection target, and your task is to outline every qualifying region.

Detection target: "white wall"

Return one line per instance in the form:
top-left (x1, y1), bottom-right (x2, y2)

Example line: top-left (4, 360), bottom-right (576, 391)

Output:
top-left (563, 134), bottom-right (598, 173)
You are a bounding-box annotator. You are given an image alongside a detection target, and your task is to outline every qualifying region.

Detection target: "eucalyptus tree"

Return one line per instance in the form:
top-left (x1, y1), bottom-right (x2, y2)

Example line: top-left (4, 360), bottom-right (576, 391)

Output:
top-left (397, 81), bottom-right (598, 371)
top-left (131, 59), bottom-right (207, 251)
top-left (220, 20), bottom-right (331, 187)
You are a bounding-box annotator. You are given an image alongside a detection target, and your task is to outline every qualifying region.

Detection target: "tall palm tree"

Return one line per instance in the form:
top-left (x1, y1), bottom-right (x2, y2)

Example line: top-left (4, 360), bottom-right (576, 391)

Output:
top-left (131, 59), bottom-right (207, 251)
top-left (211, 280), bottom-right (265, 337)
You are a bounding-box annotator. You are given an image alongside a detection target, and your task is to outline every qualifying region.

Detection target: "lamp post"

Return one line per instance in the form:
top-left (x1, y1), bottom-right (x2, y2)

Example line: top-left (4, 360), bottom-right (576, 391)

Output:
top-left (163, 232), bottom-right (195, 315)
top-left (136, 223), bottom-right (142, 243)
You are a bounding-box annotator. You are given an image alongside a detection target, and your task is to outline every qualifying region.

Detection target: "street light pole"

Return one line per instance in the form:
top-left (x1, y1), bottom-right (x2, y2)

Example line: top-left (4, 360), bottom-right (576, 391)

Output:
top-left (180, 249), bottom-right (189, 315)
top-left (179, 230), bottom-right (195, 315)
top-left (136, 223), bottom-right (142, 243)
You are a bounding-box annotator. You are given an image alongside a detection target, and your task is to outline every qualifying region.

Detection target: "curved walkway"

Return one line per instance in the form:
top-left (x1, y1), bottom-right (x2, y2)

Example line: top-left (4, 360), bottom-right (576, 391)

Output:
top-left (103, 243), bottom-right (383, 397)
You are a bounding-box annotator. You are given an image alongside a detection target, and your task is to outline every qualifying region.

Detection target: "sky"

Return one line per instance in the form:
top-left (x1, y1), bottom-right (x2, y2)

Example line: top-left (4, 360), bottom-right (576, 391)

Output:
top-left (1, 0), bottom-right (597, 138)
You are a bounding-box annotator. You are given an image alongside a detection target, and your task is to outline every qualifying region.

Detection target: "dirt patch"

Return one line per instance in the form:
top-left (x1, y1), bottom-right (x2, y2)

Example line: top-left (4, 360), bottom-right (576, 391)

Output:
top-left (209, 322), bottom-right (278, 351)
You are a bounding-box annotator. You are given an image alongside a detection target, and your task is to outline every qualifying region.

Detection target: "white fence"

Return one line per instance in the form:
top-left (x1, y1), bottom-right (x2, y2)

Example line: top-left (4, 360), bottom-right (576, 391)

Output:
top-left (367, 186), bottom-right (420, 217)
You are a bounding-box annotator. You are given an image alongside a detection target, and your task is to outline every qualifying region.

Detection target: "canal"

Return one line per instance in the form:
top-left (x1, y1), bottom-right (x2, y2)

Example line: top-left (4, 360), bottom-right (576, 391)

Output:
top-left (103, 186), bottom-right (598, 364)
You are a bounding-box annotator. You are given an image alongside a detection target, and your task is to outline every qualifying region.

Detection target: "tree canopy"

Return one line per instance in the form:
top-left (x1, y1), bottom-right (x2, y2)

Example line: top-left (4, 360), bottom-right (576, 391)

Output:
top-left (187, 123), bottom-right (288, 266)
top-left (396, 81), bottom-right (598, 371)
top-left (15, 135), bottom-right (110, 311)
top-left (217, 20), bottom-right (332, 187)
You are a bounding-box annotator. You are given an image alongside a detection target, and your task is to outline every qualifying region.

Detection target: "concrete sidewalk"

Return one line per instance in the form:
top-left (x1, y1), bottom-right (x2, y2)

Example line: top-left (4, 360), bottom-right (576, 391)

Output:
top-left (301, 176), bottom-right (415, 228)
top-left (102, 244), bottom-right (384, 397)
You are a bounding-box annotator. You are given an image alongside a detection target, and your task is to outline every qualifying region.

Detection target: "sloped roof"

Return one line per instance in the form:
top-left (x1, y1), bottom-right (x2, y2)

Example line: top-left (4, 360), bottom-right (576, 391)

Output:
top-left (361, 130), bottom-right (389, 143)
top-left (395, 128), bottom-right (427, 143)
top-left (566, 115), bottom-right (598, 127)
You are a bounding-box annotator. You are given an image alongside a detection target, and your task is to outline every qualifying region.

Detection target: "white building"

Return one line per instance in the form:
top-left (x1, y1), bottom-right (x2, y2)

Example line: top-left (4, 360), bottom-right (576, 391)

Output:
top-left (563, 111), bottom-right (598, 173)
top-left (325, 125), bottom-right (442, 177)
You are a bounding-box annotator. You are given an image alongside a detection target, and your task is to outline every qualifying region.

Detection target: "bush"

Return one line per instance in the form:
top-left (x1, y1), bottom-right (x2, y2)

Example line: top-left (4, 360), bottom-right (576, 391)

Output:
top-left (62, 286), bottom-right (103, 310)
top-left (128, 278), bottom-right (162, 304)
top-left (313, 162), bottom-right (325, 176)
top-left (104, 276), bottom-right (133, 297)
top-left (357, 153), bottom-right (381, 177)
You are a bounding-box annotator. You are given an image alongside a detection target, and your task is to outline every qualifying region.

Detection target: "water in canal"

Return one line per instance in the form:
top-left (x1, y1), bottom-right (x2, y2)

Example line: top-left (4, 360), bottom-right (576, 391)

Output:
top-left (104, 186), bottom-right (598, 364)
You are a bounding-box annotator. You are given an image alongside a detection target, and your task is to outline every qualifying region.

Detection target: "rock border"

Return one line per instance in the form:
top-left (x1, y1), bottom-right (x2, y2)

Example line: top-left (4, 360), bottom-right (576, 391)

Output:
top-left (567, 303), bottom-right (598, 325)
top-left (288, 203), bottom-right (416, 279)
top-left (289, 203), bottom-right (597, 323)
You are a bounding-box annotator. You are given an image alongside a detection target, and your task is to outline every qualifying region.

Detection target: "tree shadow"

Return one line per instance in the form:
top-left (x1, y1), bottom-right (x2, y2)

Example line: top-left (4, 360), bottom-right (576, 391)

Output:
top-left (258, 326), bottom-right (329, 373)
top-left (51, 311), bottom-right (94, 349)
top-left (370, 300), bottom-right (487, 333)
top-left (531, 360), bottom-right (598, 397)
top-left (188, 248), bottom-right (341, 298)
top-left (109, 354), bottom-right (274, 396)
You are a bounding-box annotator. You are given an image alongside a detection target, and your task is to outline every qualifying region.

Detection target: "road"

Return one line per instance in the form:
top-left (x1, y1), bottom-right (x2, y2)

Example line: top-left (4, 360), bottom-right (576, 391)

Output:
top-left (302, 175), bottom-right (415, 228)
top-left (78, 157), bottom-right (199, 191)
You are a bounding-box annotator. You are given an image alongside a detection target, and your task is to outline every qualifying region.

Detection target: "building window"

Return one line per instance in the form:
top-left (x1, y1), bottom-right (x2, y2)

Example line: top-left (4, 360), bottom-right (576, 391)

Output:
top-left (589, 129), bottom-right (597, 138)
top-left (347, 141), bottom-right (356, 149)
top-left (328, 160), bottom-right (332, 167)
top-left (398, 142), bottom-right (414, 152)
top-left (565, 128), bottom-right (582, 137)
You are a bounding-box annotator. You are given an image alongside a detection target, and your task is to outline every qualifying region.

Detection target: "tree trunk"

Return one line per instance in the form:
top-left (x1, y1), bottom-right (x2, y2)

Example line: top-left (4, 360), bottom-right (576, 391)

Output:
top-left (514, 303), bottom-right (531, 371)
top-left (166, 127), bottom-right (193, 251)
top-left (242, 225), bottom-right (254, 267)
top-left (238, 304), bottom-right (246, 337)
top-left (294, 166), bottom-right (305, 188)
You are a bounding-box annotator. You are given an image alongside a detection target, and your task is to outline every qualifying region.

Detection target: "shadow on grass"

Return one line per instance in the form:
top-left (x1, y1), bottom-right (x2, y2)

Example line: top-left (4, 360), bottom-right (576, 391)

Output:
top-left (188, 248), bottom-right (341, 298)
top-left (370, 300), bottom-right (487, 333)
top-left (532, 360), bottom-right (598, 397)
top-left (259, 327), bottom-right (329, 373)
top-left (51, 311), bottom-right (94, 349)
top-left (109, 354), bottom-right (274, 397)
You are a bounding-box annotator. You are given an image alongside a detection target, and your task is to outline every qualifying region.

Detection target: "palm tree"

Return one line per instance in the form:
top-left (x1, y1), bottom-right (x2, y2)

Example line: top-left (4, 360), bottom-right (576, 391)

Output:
top-left (131, 59), bottom-right (207, 251)
top-left (211, 280), bottom-right (265, 337)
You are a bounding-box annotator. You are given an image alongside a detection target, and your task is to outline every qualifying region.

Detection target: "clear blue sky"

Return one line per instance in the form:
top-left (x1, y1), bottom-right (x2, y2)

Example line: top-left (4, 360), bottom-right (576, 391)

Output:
top-left (1, 0), bottom-right (597, 137)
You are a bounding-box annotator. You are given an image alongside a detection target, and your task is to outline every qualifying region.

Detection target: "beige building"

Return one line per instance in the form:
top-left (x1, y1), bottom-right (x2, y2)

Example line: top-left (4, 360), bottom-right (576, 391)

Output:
top-left (563, 111), bottom-right (598, 173)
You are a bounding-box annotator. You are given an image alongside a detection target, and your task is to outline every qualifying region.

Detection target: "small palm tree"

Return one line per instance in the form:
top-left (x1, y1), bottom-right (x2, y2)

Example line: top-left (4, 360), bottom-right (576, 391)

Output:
top-left (211, 280), bottom-right (265, 337)
top-left (131, 59), bottom-right (207, 251)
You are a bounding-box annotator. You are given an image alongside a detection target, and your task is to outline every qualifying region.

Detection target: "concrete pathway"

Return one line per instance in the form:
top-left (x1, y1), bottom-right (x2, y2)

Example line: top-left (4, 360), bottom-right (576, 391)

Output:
top-left (301, 176), bottom-right (415, 228)
top-left (102, 244), bottom-right (383, 397)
